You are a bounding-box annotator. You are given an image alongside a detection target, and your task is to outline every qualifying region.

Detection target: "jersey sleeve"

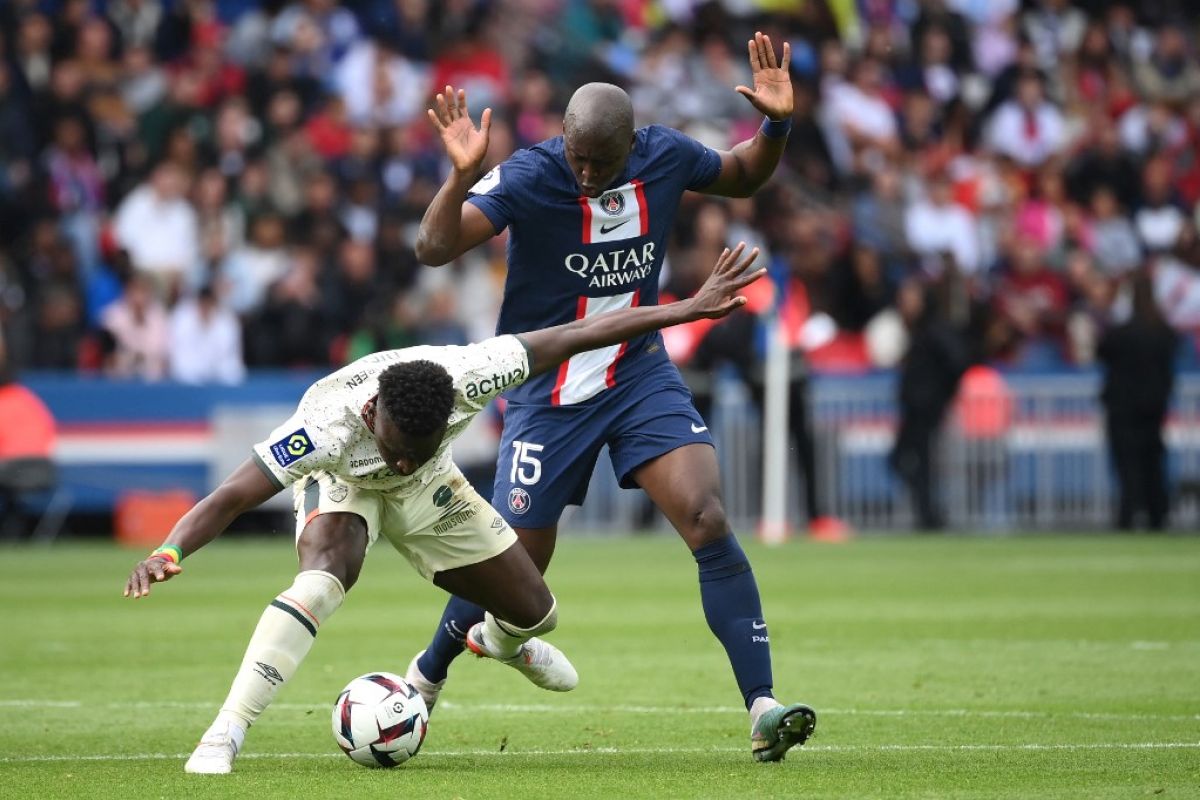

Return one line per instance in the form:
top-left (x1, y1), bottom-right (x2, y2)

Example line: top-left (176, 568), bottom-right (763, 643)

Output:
top-left (466, 149), bottom-right (540, 233)
top-left (250, 408), bottom-right (339, 491)
top-left (656, 125), bottom-right (722, 191)
top-left (456, 334), bottom-right (531, 410)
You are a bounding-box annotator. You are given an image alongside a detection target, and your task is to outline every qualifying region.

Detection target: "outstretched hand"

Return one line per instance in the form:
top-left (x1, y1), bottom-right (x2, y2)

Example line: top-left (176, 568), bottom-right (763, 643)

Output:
top-left (427, 84), bottom-right (493, 176)
top-left (688, 243), bottom-right (765, 320)
top-left (735, 32), bottom-right (793, 121)
top-left (123, 555), bottom-right (182, 599)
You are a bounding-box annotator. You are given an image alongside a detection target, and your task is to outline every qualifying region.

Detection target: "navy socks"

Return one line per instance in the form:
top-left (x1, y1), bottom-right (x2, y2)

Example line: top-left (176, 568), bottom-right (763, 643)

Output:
top-left (417, 595), bottom-right (485, 682)
top-left (693, 534), bottom-right (774, 709)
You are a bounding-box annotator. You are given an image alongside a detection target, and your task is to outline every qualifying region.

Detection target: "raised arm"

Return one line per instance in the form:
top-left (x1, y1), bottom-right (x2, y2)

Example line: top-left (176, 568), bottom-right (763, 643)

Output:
top-left (701, 32), bottom-right (793, 199)
top-left (415, 86), bottom-right (500, 265)
top-left (122, 457), bottom-right (281, 598)
top-left (520, 244), bottom-right (764, 378)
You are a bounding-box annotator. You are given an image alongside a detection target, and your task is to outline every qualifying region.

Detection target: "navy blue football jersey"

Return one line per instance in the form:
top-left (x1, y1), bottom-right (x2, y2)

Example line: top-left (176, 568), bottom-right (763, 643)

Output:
top-left (467, 125), bottom-right (721, 406)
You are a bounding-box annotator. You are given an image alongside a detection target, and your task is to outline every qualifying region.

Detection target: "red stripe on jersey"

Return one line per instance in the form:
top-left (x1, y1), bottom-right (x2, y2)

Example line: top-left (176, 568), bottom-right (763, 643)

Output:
top-left (551, 296), bottom-right (589, 406)
top-left (605, 290), bottom-right (641, 388)
top-left (578, 195), bottom-right (593, 244)
top-left (631, 179), bottom-right (649, 236)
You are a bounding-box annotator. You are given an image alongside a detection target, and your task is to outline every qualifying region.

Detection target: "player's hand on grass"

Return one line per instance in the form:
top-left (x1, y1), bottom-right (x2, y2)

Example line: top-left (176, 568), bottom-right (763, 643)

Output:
top-left (123, 555), bottom-right (182, 599)
top-left (687, 242), bottom-right (765, 320)
top-left (736, 32), bottom-right (793, 121)
top-left (428, 84), bottom-right (492, 177)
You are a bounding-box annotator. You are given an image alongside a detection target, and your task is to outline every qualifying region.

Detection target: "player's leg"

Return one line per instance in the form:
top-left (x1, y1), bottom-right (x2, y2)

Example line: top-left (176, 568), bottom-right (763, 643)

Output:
top-left (187, 475), bottom-right (376, 774)
top-left (632, 443), bottom-right (815, 761)
top-left (391, 471), bottom-right (577, 699)
top-left (409, 404), bottom-right (596, 702)
top-left (410, 524), bottom-right (556, 693)
top-left (432, 541), bottom-right (575, 692)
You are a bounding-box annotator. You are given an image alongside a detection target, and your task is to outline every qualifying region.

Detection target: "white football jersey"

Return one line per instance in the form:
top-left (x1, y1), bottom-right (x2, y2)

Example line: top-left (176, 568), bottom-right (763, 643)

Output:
top-left (251, 336), bottom-right (529, 497)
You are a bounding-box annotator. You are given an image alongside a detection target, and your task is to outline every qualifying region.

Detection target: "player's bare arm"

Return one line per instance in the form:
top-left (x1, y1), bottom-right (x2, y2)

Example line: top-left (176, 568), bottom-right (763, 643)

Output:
top-left (415, 85), bottom-right (499, 265)
top-left (122, 458), bottom-right (280, 598)
top-left (519, 244), bottom-right (765, 377)
top-left (702, 32), bottom-right (793, 198)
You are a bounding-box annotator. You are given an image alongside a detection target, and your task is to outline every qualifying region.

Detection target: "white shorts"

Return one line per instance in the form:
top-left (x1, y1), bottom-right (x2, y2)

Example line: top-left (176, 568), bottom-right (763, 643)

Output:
top-left (291, 465), bottom-right (519, 580)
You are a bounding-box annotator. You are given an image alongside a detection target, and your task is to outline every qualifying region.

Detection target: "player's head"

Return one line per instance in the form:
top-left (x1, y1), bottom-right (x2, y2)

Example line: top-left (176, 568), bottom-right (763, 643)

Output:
top-left (563, 82), bottom-right (635, 198)
top-left (372, 360), bottom-right (454, 476)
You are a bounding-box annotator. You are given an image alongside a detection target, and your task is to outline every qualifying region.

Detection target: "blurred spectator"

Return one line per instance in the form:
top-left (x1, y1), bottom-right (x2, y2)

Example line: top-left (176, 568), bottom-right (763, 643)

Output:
top-left (42, 114), bottom-right (104, 277)
top-left (1098, 272), bottom-right (1178, 529)
top-left (168, 286), bottom-right (245, 385)
top-left (905, 172), bottom-right (981, 275)
top-left (100, 271), bottom-right (169, 380)
top-left (1135, 156), bottom-right (1186, 254)
top-left (220, 211), bottom-right (290, 315)
top-left (984, 72), bottom-right (1065, 169)
top-left (106, 0), bottom-right (163, 50)
top-left (992, 235), bottom-right (1070, 364)
top-left (334, 37), bottom-right (426, 128)
top-left (247, 246), bottom-right (332, 366)
top-left (1132, 27), bottom-right (1200, 106)
top-left (1087, 186), bottom-right (1142, 276)
top-left (112, 162), bottom-right (200, 298)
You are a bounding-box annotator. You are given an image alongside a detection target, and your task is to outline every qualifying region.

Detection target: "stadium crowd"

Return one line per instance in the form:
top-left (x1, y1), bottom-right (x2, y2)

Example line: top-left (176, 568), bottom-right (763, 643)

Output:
top-left (0, 0), bottom-right (1198, 384)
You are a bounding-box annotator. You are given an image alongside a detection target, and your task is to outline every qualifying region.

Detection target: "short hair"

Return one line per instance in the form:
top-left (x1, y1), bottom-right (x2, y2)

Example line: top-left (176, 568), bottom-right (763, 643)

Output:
top-left (377, 360), bottom-right (455, 435)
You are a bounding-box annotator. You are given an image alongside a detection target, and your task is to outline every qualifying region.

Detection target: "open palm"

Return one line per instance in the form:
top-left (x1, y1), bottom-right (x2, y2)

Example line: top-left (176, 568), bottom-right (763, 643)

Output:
top-left (427, 85), bottom-right (492, 175)
top-left (735, 32), bottom-right (793, 121)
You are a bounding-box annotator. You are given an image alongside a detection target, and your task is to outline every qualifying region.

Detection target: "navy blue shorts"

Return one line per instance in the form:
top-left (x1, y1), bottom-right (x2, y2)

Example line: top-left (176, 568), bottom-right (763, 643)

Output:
top-left (492, 365), bottom-right (713, 528)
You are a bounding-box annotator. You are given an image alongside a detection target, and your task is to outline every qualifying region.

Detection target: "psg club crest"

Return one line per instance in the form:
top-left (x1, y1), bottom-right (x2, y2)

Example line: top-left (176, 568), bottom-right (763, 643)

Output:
top-left (599, 191), bottom-right (625, 216)
top-left (507, 487), bottom-right (531, 515)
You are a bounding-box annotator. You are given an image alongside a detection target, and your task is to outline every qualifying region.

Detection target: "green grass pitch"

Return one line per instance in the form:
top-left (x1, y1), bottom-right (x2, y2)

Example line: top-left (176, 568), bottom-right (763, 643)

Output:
top-left (1, 534), bottom-right (1198, 799)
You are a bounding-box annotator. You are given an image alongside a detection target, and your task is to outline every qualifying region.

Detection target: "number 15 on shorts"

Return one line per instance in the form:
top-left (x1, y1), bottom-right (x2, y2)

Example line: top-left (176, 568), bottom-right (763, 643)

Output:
top-left (510, 441), bottom-right (544, 485)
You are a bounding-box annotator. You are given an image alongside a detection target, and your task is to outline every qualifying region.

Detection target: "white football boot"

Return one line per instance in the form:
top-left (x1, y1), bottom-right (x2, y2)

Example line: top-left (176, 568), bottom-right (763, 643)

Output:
top-left (405, 649), bottom-right (446, 713)
top-left (184, 719), bottom-right (245, 774)
top-left (464, 623), bottom-right (578, 692)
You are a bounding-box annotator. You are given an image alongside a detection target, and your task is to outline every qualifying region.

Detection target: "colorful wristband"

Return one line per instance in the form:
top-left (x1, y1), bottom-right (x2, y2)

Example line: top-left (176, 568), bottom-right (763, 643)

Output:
top-left (150, 544), bottom-right (182, 564)
top-left (760, 116), bottom-right (792, 139)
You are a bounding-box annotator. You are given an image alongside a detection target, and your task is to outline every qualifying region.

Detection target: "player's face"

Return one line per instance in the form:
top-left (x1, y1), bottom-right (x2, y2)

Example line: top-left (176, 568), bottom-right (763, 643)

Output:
top-left (372, 406), bottom-right (447, 476)
top-left (564, 130), bottom-right (633, 197)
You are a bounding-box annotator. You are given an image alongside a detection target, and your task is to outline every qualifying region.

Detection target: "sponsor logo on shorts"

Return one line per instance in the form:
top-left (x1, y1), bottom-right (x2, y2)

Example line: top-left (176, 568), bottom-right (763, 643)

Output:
top-left (508, 487), bottom-right (531, 515)
top-left (432, 485), bottom-right (453, 508)
top-left (270, 428), bottom-right (315, 467)
top-left (327, 481), bottom-right (349, 503)
top-left (491, 515), bottom-right (504, 529)
top-left (432, 506), bottom-right (479, 534)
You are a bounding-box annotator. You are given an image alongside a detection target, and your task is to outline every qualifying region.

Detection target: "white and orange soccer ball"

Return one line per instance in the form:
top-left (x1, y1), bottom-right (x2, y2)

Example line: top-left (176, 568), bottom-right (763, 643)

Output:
top-left (332, 672), bottom-right (429, 767)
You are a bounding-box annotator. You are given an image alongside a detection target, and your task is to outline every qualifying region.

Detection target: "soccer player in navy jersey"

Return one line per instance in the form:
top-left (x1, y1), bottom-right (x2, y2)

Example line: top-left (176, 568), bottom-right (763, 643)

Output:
top-left (408, 33), bottom-right (815, 761)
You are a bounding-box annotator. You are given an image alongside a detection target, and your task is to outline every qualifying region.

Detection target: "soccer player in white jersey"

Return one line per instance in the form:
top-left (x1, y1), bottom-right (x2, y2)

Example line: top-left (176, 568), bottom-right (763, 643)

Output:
top-left (122, 243), bottom-right (766, 774)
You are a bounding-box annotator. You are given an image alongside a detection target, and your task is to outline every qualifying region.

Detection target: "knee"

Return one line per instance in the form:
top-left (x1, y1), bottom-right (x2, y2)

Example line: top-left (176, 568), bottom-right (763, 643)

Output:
top-left (683, 496), bottom-right (729, 549)
top-left (298, 536), bottom-right (365, 591)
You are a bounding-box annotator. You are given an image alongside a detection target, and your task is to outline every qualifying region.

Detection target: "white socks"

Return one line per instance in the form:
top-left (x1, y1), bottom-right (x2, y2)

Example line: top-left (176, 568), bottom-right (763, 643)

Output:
top-left (215, 570), bottom-right (345, 729)
top-left (750, 696), bottom-right (783, 733)
top-left (480, 598), bottom-right (558, 659)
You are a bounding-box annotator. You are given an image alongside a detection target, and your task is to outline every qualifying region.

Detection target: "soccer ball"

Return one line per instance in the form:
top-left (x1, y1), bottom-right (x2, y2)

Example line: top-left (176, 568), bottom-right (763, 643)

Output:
top-left (332, 672), bottom-right (429, 767)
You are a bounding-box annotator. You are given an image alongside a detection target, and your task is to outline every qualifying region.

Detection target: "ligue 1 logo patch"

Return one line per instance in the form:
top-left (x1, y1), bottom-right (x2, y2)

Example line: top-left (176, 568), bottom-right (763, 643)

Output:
top-left (599, 190), bottom-right (625, 216)
top-left (271, 428), bottom-right (316, 467)
top-left (507, 487), bottom-right (531, 515)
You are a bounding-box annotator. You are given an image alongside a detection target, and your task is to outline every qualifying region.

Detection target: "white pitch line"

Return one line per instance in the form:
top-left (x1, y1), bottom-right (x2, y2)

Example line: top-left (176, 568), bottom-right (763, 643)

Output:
top-left (3, 742), bottom-right (1200, 764)
top-left (1, 699), bottom-right (1198, 722)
